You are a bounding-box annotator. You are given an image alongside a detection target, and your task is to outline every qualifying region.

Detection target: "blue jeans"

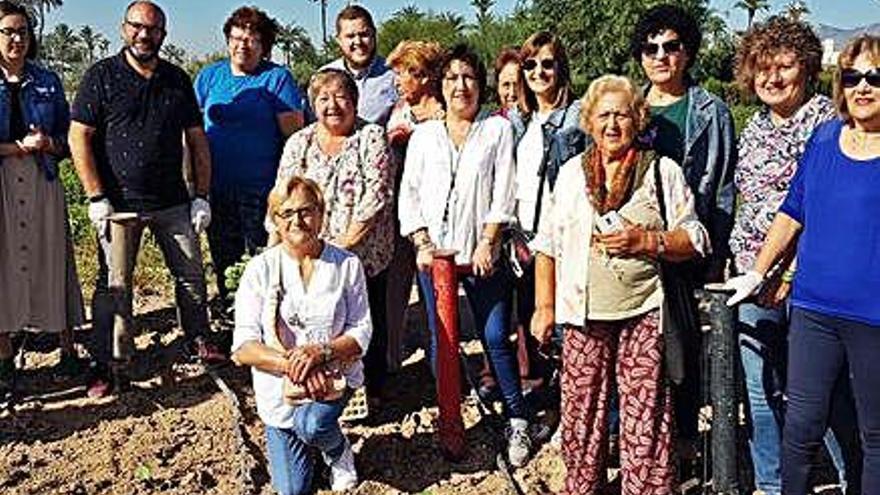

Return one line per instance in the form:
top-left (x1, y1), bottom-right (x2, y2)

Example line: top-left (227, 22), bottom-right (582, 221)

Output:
top-left (783, 308), bottom-right (877, 495)
top-left (417, 269), bottom-right (527, 420)
top-left (264, 394), bottom-right (350, 495)
top-left (739, 303), bottom-right (861, 494)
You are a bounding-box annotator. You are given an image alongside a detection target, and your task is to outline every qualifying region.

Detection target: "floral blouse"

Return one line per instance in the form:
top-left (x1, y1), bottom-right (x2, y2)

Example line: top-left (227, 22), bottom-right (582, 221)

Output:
top-left (276, 122), bottom-right (395, 277)
top-left (729, 95), bottom-right (836, 272)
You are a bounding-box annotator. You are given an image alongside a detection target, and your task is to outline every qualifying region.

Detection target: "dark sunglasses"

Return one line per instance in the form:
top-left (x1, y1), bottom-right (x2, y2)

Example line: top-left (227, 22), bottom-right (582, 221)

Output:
top-left (641, 40), bottom-right (683, 58)
top-left (522, 58), bottom-right (555, 71)
top-left (840, 68), bottom-right (880, 89)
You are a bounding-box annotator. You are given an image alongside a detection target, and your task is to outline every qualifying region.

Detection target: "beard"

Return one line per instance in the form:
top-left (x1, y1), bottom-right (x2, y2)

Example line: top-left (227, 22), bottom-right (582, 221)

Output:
top-left (127, 41), bottom-right (160, 63)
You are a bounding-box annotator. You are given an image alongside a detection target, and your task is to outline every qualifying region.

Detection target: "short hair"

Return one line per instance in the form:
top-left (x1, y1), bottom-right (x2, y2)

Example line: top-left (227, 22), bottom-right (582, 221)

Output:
top-left (519, 31), bottom-right (574, 116)
top-left (307, 68), bottom-right (359, 110)
top-left (630, 4), bottom-right (702, 71)
top-left (439, 44), bottom-right (487, 106)
top-left (0, 1), bottom-right (36, 59)
top-left (735, 16), bottom-right (823, 97)
top-left (125, 1), bottom-right (166, 29)
top-left (387, 40), bottom-right (446, 94)
top-left (267, 175), bottom-right (326, 222)
top-left (223, 6), bottom-right (279, 56)
top-left (493, 46), bottom-right (523, 109)
top-left (580, 75), bottom-right (649, 136)
top-left (834, 34), bottom-right (880, 126)
top-left (335, 5), bottom-right (375, 34)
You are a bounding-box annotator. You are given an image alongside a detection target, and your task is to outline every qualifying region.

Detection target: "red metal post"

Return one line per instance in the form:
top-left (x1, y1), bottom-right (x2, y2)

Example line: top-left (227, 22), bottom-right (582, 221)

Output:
top-left (430, 249), bottom-right (466, 460)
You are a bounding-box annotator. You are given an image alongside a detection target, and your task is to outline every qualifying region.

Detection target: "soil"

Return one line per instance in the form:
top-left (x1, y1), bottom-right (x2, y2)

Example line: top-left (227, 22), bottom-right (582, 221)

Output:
top-left (0, 293), bottom-right (568, 495)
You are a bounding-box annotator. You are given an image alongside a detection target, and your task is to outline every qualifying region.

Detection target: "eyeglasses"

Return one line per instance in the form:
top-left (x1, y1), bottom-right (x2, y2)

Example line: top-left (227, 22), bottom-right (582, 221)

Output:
top-left (229, 34), bottom-right (261, 46)
top-left (522, 58), bottom-right (555, 72)
top-left (124, 20), bottom-right (164, 36)
top-left (0, 27), bottom-right (28, 39)
top-left (274, 205), bottom-right (320, 221)
top-left (840, 68), bottom-right (880, 89)
top-left (641, 40), bottom-right (683, 58)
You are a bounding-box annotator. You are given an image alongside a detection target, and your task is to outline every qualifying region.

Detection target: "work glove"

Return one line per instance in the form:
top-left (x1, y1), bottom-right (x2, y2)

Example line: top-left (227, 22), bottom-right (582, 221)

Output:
top-left (88, 198), bottom-right (114, 239)
top-left (722, 270), bottom-right (764, 307)
top-left (190, 197), bottom-right (212, 234)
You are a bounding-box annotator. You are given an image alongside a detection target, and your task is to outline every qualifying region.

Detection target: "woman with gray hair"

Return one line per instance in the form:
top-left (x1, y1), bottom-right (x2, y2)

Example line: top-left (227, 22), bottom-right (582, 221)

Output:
top-left (530, 75), bottom-right (709, 494)
top-left (274, 68), bottom-right (394, 405)
top-left (234, 175), bottom-right (370, 494)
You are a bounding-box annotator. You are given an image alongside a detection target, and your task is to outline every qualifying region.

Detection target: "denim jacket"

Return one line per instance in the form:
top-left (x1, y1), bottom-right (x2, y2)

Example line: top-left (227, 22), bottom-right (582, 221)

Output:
top-left (646, 84), bottom-right (736, 280)
top-left (0, 61), bottom-right (70, 180)
top-left (509, 99), bottom-right (585, 193)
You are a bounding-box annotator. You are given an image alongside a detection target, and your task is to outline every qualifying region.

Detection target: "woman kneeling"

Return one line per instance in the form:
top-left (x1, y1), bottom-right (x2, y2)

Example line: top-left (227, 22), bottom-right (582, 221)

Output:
top-left (232, 176), bottom-right (371, 495)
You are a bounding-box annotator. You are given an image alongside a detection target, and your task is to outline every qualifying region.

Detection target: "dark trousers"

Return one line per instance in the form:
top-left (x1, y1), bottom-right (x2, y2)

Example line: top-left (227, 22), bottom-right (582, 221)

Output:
top-left (783, 307), bottom-right (880, 494)
top-left (363, 269), bottom-right (389, 396)
top-left (207, 183), bottom-right (270, 302)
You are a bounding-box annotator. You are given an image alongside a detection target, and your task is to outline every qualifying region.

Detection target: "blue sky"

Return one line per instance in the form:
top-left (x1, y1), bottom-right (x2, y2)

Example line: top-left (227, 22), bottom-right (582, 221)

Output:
top-left (44, 0), bottom-right (880, 57)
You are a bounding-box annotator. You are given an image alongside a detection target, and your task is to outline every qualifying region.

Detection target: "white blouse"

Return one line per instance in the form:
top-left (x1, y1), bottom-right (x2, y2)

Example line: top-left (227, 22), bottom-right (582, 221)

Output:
top-left (232, 244), bottom-right (372, 428)
top-left (531, 154), bottom-right (709, 327)
top-left (398, 115), bottom-right (516, 265)
top-left (515, 112), bottom-right (549, 230)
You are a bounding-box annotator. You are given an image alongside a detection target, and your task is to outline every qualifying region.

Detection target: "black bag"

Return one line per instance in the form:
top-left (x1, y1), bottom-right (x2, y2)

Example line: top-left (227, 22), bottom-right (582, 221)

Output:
top-left (500, 151), bottom-right (548, 280)
top-left (653, 159), bottom-right (701, 385)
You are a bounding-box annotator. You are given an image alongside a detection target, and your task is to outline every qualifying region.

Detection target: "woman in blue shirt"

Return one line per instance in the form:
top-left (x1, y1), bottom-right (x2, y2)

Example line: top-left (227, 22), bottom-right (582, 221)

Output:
top-left (727, 34), bottom-right (880, 494)
top-left (194, 6), bottom-right (304, 305)
top-left (0, 1), bottom-right (83, 399)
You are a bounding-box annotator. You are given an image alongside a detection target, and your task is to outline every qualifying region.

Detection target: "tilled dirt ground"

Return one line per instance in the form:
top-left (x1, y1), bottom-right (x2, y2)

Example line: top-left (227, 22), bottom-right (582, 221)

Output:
top-left (0, 295), bottom-right (568, 495)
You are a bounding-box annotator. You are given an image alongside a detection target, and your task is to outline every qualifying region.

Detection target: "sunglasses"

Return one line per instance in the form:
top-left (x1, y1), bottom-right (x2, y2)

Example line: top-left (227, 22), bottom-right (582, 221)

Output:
top-left (840, 68), bottom-right (880, 89)
top-left (522, 58), bottom-right (555, 71)
top-left (641, 40), bottom-right (683, 58)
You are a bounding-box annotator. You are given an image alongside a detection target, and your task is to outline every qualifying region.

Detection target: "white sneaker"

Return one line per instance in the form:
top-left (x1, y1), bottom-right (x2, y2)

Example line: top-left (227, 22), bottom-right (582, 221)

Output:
top-left (550, 425), bottom-right (562, 448)
top-left (325, 438), bottom-right (358, 491)
top-left (506, 419), bottom-right (532, 468)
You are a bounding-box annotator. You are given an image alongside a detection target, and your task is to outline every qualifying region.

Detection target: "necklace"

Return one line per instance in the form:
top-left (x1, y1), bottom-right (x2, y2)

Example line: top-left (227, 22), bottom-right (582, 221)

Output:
top-left (845, 126), bottom-right (880, 154)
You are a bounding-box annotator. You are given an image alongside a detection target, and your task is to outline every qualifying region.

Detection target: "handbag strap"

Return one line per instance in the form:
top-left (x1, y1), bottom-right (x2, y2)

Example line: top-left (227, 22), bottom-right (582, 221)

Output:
top-left (652, 156), bottom-right (668, 230)
top-left (530, 163), bottom-right (548, 232)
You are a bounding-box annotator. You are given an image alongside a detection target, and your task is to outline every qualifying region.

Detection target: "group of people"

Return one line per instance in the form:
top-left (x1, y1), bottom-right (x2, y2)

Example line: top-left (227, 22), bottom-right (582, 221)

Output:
top-left (1, 1), bottom-right (878, 494)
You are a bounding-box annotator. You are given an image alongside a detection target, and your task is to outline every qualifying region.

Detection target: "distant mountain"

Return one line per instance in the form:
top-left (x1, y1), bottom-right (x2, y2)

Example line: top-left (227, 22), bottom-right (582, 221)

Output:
top-left (816, 23), bottom-right (880, 46)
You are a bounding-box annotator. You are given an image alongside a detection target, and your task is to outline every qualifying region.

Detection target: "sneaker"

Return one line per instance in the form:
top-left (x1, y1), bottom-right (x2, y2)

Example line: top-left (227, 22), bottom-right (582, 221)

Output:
top-left (506, 419), bottom-right (532, 468)
top-left (186, 336), bottom-right (226, 364)
top-left (324, 438), bottom-right (358, 491)
top-left (52, 353), bottom-right (82, 381)
top-left (85, 362), bottom-right (113, 398)
top-left (549, 425), bottom-right (562, 448)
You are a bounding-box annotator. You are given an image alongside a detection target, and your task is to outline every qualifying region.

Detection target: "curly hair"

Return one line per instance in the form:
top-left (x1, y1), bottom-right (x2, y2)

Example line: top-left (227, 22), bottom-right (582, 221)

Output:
top-left (519, 31), bottom-right (573, 116)
top-left (579, 75), bottom-right (649, 136)
top-left (439, 44), bottom-right (487, 106)
top-left (834, 34), bottom-right (880, 126)
top-left (630, 4), bottom-right (702, 70)
top-left (387, 40), bottom-right (446, 96)
top-left (735, 16), bottom-right (822, 96)
top-left (0, 1), bottom-right (36, 59)
top-left (223, 6), bottom-right (279, 56)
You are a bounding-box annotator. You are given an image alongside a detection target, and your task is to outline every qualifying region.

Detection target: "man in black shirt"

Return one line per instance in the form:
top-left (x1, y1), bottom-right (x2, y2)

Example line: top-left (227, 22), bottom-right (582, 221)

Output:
top-left (69, 1), bottom-right (220, 397)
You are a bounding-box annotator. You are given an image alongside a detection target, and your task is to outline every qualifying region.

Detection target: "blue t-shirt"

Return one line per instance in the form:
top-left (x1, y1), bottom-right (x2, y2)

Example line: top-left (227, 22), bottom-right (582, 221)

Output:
top-left (194, 59), bottom-right (303, 189)
top-left (779, 119), bottom-right (880, 326)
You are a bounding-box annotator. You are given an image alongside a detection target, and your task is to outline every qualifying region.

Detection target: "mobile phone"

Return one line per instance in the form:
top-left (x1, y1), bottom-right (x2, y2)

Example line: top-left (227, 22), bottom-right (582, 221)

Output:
top-left (596, 211), bottom-right (625, 234)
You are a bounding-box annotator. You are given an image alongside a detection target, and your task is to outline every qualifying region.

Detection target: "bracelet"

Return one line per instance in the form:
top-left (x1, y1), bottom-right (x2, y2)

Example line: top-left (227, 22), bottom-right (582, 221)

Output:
top-left (655, 231), bottom-right (666, 258)
top-left (781, 269), bottom-right (796, 283)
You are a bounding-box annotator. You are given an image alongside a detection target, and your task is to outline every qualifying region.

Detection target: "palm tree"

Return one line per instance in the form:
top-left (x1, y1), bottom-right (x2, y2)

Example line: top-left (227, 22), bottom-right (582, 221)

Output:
top-left (734, 0), bottom-right (770, 28)
top-left (277, 22), bottom-right (317, 67)
top-left (161, 43), bottom-right (187, 66)
top-left (308, 0), bottom-right (329, 46)
top-left (784, 0), bottom-right (810, 22)
top-left (77, 25), bottom-right (106, 65)
top-left (20, 0), bottom-right (64, 44)
top-left (471, 0), bottom-right (495, 27)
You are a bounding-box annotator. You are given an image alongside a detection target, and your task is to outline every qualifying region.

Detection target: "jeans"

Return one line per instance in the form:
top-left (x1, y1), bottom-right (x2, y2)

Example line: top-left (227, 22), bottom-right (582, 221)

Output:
top-left (739, 303), bottom-right (862, 494)
top-left (783, 308), bottom-right (879, 495)
top-left (89, 204), bottom-right (208, 364)
top-left (207, 183), bottom-right (270, 301)
top-left (417, 269), bottom-right (527, 420)
top-left (264, 393), bottom-right (350, 495)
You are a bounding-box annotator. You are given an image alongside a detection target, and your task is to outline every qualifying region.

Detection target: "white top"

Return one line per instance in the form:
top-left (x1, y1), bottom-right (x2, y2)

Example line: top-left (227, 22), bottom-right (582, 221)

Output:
top-left (232, 244), bottom-right (372, 428)
top-left (515, 112), bottom-right (550, 230)
top-left (531, 154), bottom-right (709, 327)
top-left (398, 115), bottom-right (516, 265)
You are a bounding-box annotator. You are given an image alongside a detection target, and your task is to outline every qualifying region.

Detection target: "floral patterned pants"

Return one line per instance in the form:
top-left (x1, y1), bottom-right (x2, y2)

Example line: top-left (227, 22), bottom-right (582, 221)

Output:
top-left (561, 310), bottom-right (675, 495)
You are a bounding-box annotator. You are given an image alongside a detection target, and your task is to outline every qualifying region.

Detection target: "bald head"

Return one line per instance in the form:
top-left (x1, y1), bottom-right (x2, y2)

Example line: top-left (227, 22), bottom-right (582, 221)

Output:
top-left (125, 1), bottom-right (165, 29)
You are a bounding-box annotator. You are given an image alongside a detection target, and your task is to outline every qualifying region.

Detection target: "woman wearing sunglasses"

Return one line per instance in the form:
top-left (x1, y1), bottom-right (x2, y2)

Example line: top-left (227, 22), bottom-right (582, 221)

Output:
top-left (726, 34), bottom-right (880, 494)
top-left (495, 32), bottom-right (585, 400)
top-left (630, 3), bottom-right (736, 453)
top-left (729, 16), bottom-right (862, 495)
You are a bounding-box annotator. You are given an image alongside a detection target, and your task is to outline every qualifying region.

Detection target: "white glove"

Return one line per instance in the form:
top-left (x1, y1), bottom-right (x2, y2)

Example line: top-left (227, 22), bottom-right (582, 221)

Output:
top-left (88, 198), bottom-right (113, 239)
top-left (723, 270), bottom-right (764, 307)
top-left (190, 197), bottom-right (211, 234)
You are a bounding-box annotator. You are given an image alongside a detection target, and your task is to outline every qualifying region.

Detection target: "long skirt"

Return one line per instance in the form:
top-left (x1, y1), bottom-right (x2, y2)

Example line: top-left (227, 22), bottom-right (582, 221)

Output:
top-left (0, 155), bottom-right (83, 332)
top-left (561, 310), bottom-right (675, 495)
